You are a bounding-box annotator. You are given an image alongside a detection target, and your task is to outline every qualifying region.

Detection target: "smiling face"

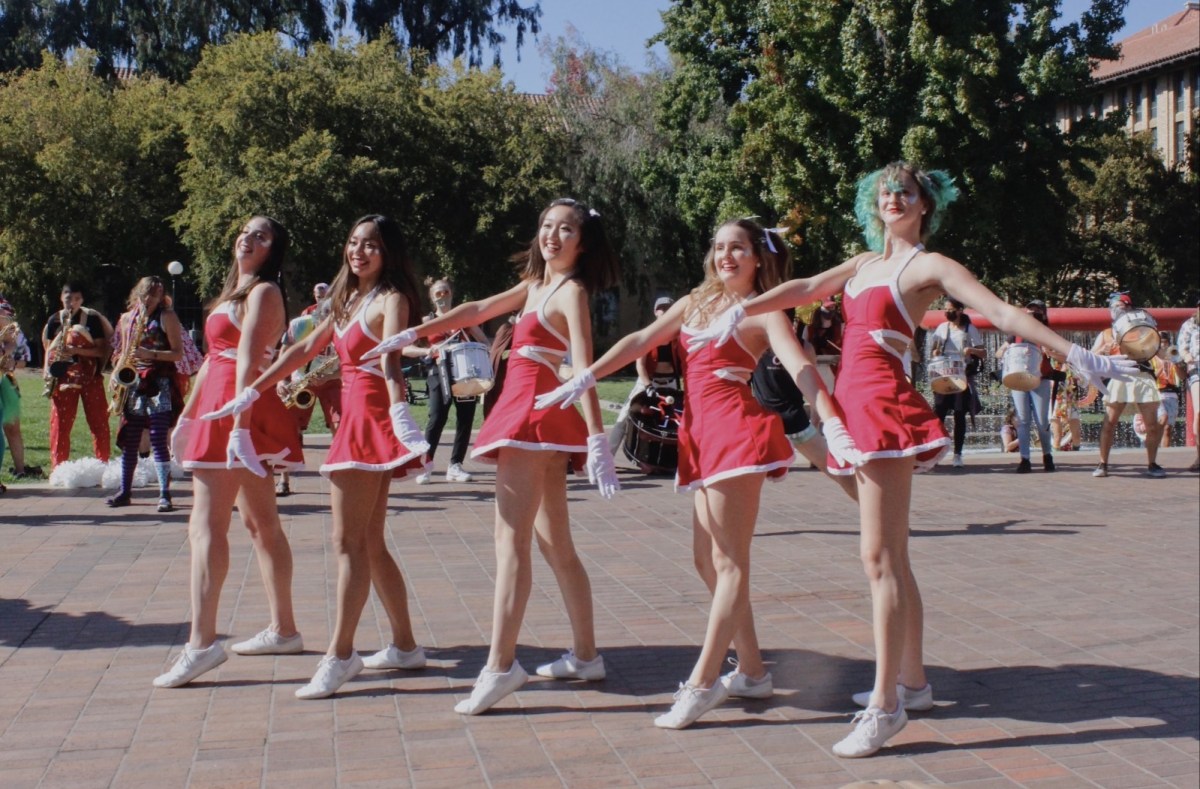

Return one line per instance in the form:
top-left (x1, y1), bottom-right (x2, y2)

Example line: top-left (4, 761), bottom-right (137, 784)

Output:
top-left (235, 217), bottom-right (277, 273)
top-left (711, 224), bottom-right (759, 294)
top-left (538, 205), bottom-right (583, 272)
top-left (345, 222), bottom-right (384, 283)
top-left (876, 171), bottom-right (926, 233)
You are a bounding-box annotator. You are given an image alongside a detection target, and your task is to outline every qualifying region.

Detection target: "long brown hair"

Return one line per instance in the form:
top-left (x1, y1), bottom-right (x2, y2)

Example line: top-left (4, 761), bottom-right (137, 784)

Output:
top-left (685, 218), bottom-right (791, 327)
top-left (509, 198), bottom-right (620, 295)
top-left (208, 215), bottom-right (290, 312)
top-left (326, 215), bottom-right (421, 327)
top-left (125, 276), bottom-right (171, 312)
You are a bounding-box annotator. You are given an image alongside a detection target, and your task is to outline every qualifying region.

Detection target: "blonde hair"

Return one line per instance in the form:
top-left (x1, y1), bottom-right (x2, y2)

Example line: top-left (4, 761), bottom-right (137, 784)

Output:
top-left (684, 218), bottom-right (790, 327)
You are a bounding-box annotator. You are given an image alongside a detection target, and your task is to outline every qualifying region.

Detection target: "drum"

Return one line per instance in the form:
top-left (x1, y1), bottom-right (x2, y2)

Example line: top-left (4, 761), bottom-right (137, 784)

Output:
top-left (927, 353), bottom-right (967, 395)
top-left (444, 341), bottom-right (494, 397)
top-left (622, 386), bottom-right (682, 475)
top-left (1001, 342), bottom-right (1042, 391)
top-left (1113, 309), bottom-right (1159, 361)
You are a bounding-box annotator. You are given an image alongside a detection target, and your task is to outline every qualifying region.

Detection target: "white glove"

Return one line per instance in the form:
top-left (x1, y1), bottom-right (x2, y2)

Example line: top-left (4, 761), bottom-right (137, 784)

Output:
top-left (201, 387), bottom-right (259, 421)
top-left (823, 417), bottom-right (865, 468)
top-left (227, 428), bottom-right (268, 477)
top-left (685, 303), bottom-right (746, 353)
top-left (169, 417), bottom-right (195, 460)
top-left (361, 328), bottom-right (419, 360)
top-left (585, 434), bottom-right (620, 499)
top-left (389, 402), bottom-right (431, 454)
top-left (534, 368), bottom-right (596, 410)
top-left (1066, 343), bottom-right (1138, 391)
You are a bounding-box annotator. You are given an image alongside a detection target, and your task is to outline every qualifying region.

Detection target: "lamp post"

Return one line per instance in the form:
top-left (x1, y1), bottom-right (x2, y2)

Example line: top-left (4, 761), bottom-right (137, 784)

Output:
top-left (166, 260), bottom-right (183, 302)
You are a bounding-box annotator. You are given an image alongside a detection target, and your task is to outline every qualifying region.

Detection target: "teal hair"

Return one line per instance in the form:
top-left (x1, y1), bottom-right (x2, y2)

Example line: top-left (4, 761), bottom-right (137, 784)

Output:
top-left (853, 162), bottom-right (960, 252)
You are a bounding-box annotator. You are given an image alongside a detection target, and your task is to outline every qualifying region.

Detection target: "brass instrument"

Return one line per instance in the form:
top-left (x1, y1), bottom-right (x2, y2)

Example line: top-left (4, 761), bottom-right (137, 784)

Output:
top-left (109, 307), bottom-right (148, 415)
top-left (1166, 345), bottom-right (1183, 365)
top-left (0, 312), bottom-right (19, 373)
top-left (41, 308), bottom-right (71, 397)
top-left (281, 355), bottom-right (339, 409)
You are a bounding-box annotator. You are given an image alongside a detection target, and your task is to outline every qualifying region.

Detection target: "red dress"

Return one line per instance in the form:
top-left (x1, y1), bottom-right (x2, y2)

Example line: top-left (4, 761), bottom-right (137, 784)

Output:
top-left (321, 292), bottom-right (424, 478)
top-left (828, 247), bottom-right (950, 475)
top-left (471, 280), bottom-right (588, 468)
top-left (676, 324), bottom-right (795, 492)
top-left (183, 302), bottom-right (304, 471)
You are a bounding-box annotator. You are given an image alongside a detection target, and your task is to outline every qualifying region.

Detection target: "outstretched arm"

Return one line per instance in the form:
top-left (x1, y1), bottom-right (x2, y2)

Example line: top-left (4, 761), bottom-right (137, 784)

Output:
top-left (743, 256), bottom-right (862, 318)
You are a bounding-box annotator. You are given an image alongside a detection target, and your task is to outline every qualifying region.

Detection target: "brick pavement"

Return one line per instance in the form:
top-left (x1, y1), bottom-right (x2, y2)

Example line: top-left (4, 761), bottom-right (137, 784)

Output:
top-left (1, 442), bottom-right (1197, 789)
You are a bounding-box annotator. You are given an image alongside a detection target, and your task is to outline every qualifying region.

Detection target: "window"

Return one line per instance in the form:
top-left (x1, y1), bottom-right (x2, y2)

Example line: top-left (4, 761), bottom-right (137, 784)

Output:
top-left (1133, 83), bottom-right (1143, 123)
top-left (1176, 72), bottom-right (1186, 114)
top-left (1177, 121), bottom-right (1186, 164)
top-left (1093, 94), bottom-right (1103, 118)
top-left (1148, 78), bottom-right (1158, 120)
top-left (1194, 68), bottom-right (1199, 112)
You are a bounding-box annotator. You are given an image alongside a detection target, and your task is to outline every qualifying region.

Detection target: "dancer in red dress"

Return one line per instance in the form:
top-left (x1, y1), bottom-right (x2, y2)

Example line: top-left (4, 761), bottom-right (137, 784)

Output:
top-left (363, 198), bottom-right (621, 714)
top-left (688, 162), bottom-right (1137, 756)
top-left (536, 217), bottom-right (861, 729)
top-left (154, 216), bottom-right (304, 688)
top-left (206, 215), bottom-right (431, 699)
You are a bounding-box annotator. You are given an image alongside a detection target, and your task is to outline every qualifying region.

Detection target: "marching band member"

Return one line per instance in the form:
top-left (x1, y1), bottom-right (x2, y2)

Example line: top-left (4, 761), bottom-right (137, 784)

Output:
top-left (363, 198), bottom-right (620, 715)
top-left (205, 214), bottom-right (431, 699)
top-left (536, 217), bottom-right (858, 729)
top-left (106, 276), bottom-right (183, 510)
top-left (42, 283), bottom-right (113, 467)
top-left (153, 216), bottom-right (305, 689)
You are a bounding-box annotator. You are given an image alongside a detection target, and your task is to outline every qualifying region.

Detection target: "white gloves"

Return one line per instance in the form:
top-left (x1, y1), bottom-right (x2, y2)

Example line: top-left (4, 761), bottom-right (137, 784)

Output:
top-left (1067, 343), bottom-right (1138, 391)
top-left (389, 402), bottom-right (431, 454)
top-left (361, 328), bottom-right (419, 360)
top-left (227, 428), bottom-right (268, 478)
top-left (685, 303), bottom-right (746, 353)
top-left (169, 417), bottom-right (195, 461)
top-left (534, 368), bottom-right (597, 410)
top-left (201, 387), bottom-right (259, 421)
top-left (585, 434), bottom-right (620, 499)
top-left (823, 417), bottom-right (865, 468)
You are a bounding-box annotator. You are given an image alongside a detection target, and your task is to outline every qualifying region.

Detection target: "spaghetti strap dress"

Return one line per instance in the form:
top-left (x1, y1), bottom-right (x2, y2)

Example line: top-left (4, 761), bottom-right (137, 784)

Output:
top-left (828, 246), bottom-right (950, 475)
top-left (321, 290), bottom-right (424, 478)
top-left (676, 323), bottom-right (795, 492)
top-left (470, 279), bottom-right (588, 469)
top-left (183, 301), bottom-right (304, 471)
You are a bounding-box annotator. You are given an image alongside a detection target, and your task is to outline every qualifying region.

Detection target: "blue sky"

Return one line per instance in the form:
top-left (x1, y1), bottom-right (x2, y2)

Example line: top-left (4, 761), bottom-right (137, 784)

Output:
top-left (496, 0), bottom-right (1186, 94)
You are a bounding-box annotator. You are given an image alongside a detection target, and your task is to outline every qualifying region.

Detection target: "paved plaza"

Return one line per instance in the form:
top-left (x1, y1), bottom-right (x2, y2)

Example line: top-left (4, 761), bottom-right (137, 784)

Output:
top-left (1, 441), bottom-right (1197, 789)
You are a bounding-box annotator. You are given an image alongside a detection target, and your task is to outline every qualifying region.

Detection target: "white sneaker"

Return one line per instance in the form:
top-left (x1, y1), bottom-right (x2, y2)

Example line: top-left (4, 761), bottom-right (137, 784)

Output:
top-left (295, 653), bottom-right (364, 699)
top-left (851, 683), bottom-right (933, 711)
top-left (535, 650), bottom-right (606, 681)
top-left (952, 454), bottom-right (964, 468)
top-left (362, 644), bottom-right (427, 670)
top-left (415, 463), bottom-right (433, 485)
top-left (721, 665), bottom-right (773, 699)
top-left (230, 628), bottom-right (303, 656)
top-left (153, 642), bottom-right (228, 688)
top-left (832, 706), bottom-right (908, 758)
top-left (454, 662), bottom-right (528, 715)
top-left (445, 463), bottom-right (473, 483)
top-left (653, 681), bottom-right (730, 729)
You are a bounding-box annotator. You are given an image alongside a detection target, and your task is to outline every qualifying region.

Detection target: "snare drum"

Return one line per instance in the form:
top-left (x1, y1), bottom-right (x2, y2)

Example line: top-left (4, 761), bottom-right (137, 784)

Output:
top-left (622, 387), bottom-right (682, 475)
top-left (1001, 343), bottom-right (1043, 391)
top-left (1113, 308), bottom-right (1159, 361)
top-left (927, 353), bottom-right (967, 395)
top-left (444, 342), bottom-right (494, 397)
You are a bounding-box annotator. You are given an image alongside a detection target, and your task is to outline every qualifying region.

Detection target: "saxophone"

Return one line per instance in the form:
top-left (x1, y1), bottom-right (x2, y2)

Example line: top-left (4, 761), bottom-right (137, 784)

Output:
top-left (109, 307), bottom-right (148, 415)
top-left (0, 314), bottom-right (19, 375)
top-left (281, 355), bottom-right (339, 409)
top-left (41, 308), bottom-right (71, 397)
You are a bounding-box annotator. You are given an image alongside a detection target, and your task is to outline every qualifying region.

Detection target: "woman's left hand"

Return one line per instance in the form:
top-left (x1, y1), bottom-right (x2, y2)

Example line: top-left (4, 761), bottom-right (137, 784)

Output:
top-left (201, 387), bottom-right (260, 421)
top-left (823, 417), bottom-right (865, 468)
top-left (227, 428), bottom-right (268, 477)
top-left (585, 434), bottom-right (620, 499)
top-left (534, 369), bottom-right (596, 410)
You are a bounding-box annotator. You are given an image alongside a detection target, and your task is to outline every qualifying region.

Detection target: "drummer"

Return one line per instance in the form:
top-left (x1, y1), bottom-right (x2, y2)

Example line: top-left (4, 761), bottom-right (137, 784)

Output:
top-left (1091, 292), bottom-right (1165, 478)
top-left (607, 296), bottom-right (685, 454)
top-left (995, 299), bottom-right (1060, 473)
top-left (926, 297), bottom-right (984, 468)
top-left (403, 279), bottom-right (489, 484)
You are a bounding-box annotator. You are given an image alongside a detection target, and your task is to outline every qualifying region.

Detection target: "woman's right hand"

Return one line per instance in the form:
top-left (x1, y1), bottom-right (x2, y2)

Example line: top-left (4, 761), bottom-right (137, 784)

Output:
top-left (201, 387), bottom-right (260, 421)
top-left (361, 328), bottom-right (418, 360)
top-left (169, 417), bottom-right (195, 461)
top-left (534, 369), bottom-right (596, 410)
top-left (226, 428), bottom-right (268, 477)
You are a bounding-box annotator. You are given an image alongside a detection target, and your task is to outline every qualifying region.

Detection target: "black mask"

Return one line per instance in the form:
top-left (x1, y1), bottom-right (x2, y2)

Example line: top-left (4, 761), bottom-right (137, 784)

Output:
top-left (945, 310), bottom-right (960, 322)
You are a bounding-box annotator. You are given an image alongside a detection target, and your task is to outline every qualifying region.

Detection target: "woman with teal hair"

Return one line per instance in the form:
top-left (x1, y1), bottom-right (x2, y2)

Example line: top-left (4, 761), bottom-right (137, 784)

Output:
top-left (685, 160), bottom-right (1137, 757)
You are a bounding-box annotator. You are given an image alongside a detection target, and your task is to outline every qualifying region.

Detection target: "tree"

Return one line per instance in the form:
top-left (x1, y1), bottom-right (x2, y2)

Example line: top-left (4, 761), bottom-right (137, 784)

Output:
top-left (345, 0), bottom-right (540, 68)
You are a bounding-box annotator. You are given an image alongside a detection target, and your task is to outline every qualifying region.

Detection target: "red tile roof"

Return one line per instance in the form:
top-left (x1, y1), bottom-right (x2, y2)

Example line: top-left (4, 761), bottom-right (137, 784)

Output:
top-left (1092, 4), bottom-right (1200, 83)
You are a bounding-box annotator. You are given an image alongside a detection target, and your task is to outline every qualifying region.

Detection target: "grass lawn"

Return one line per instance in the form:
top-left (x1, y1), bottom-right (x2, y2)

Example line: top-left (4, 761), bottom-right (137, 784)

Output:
top-left (2, 370), bottom-right (637, 486)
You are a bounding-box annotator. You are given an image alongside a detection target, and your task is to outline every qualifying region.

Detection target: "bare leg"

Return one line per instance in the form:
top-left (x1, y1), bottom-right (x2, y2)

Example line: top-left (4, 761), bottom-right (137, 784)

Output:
top-left (1191, 383), bottom-right (1200, 467)
top-left (692, 488), bottom-right (765, 679)
top-left (1135, 402), bottom-right (1162, 465)
top-left (532, 457), bottom-right (597, 661)
top-left (687, 474), bottom-right (763, 689)
top-left (1068, 417), bottom-right (1082, 449)
top-left (792, 434), bottom-right (858, 501)
top-left (366, 475), bottom-right (418, 652)
top-left (235, 470), bottom-right (299, 639)
top-left (4, 420), bottom-right (26, 471)
top-left (857, 456), bottom-right (925, 712)
top-left (187, 470), bottom-right (239, 648)
top-left (326, 469), bottom-right (391, 658)
top-left (1098, 402), bottom-right (1125, 465)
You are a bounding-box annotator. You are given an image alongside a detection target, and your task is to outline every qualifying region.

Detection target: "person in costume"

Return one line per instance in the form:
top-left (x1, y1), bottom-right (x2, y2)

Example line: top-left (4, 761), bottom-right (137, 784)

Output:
top-left (535, 217), bottom-right (862, 730)
top-left (684, 161), bottom-right (1136, 757)
top-left (153, 216), bottom-right (305, 689)
top-left (206, 215), bottom-right (431, 699)
top-left (363, 198), bottom-right (621, 715)
top-left (42, 283), bottom-right (113, 467)
top-left (106, 276), bottom-right (184, 511)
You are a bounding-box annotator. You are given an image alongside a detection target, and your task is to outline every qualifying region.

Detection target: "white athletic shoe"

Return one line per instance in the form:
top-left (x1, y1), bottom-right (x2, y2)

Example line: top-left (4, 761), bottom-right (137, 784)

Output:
top-left (535, 650), bottom-right (606, 681)
top-left (832, 706), bottom-right (908, 758)
top-left (653, 681), bottom-right (729, 729)
top-left (230, 628), bottom-right (303, 656)
top-left (361, 644), bottom-right (427, 670)
top-left (295, 653), bottom-right (364, 700)
top-left (415, 463), bottom-right (433, 485)
top-left (850, 683), bottom-right (933, 711)
top-left (720, 664), bottom-right (773, 699)
top-left (454, 662), bottom-right (528, 715)
top-left (153, 642), bottom-right (228, 688)
top-left (445, 463), bottom-right (473, 483)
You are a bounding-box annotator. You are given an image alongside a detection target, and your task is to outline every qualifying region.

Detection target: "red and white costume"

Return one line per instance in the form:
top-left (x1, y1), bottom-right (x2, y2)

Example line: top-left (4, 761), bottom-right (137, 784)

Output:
top-left (676, 324), bottom-right (795, 492)
top-left (183, 301), bottom-right (304, 470)
top-left (321, 290), bottom-right (424, 478)
top-left (471, 279), bottom-right (588, 468)
top-left (828, 246), bottom-right (950, 475)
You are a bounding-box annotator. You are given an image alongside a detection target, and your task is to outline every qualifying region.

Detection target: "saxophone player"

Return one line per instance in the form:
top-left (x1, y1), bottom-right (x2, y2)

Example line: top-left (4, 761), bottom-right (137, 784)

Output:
top-left (0, 299), bottom-right (41, 481)
top-left (42, 283), bottom-right (113, 468)
top-left (107, 277), bottom-right (183, 510)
